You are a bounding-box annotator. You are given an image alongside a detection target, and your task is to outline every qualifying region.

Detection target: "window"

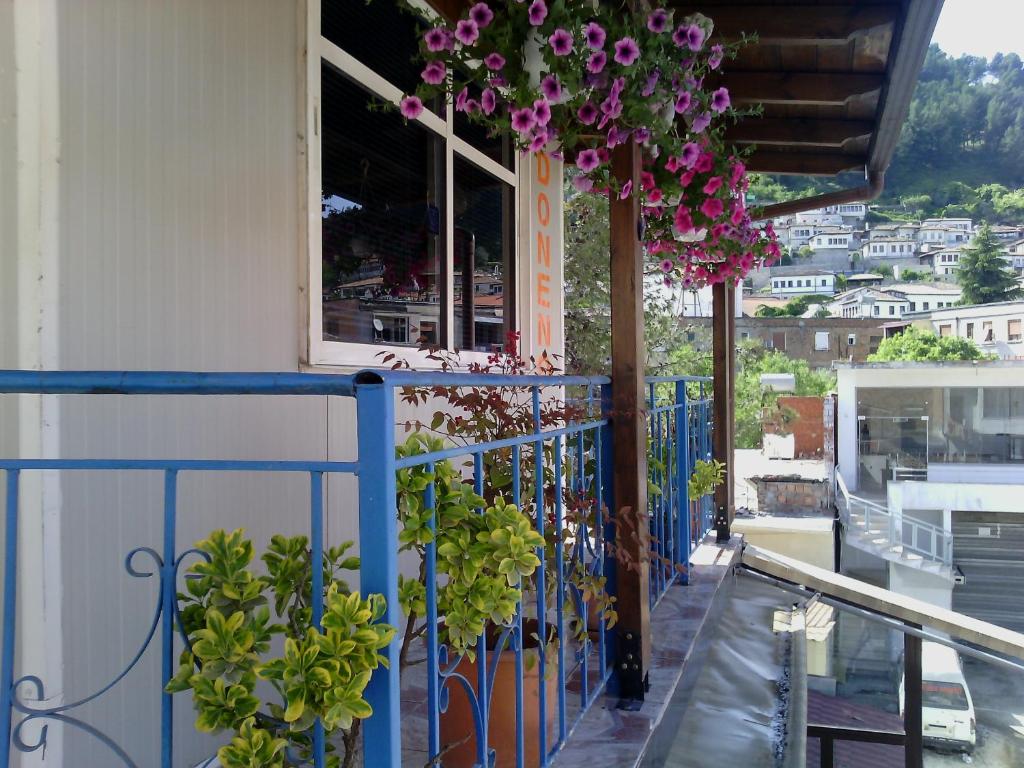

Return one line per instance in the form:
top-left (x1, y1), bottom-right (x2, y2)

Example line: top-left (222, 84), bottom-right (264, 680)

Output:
top-left (821, 279), bottom-right (827, 286)
top-left (1010, 319), bottom-right (1022, 343)
top-left (889, 305), bottom-right (896, 316)
top-left (847, 334), bottom-right (856, 345)
top-left (983, 321), bottom-right (994, 342)
top-left (772, 331), bottom-right (786, 351)
top-left (311, 2), bottom-right (517, 363)
top-left (966, 322), bottom-right (974, 339)
top-left (788, 280), bottom-right (794, 287)
top-left (873, 305), bottom-right (880, 316)
top-left (909, 302), bottom-right (916, 311)
top-left (814, 332), bottom-right (829, 351)
top-left (922, 302), bottom-right (930, 310)
top-left (939, 324), bottom-right (951, 337)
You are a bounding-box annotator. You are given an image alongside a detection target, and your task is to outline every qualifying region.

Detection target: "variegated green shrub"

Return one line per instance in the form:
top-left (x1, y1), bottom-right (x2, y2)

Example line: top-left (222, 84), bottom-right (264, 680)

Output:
top-left (168, 529), bottom-right (395, 768)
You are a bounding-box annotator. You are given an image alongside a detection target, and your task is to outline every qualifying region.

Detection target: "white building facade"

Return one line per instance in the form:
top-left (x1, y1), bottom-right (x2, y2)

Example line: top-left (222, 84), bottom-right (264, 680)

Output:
top-left (913, 301), bottom-right (1024, 359)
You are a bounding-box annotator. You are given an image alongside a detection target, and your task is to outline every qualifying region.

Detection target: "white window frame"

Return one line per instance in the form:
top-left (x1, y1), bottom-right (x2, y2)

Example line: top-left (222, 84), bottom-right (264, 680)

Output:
top-left (304, 0), bottom-right (520, 369)
top-left (813, 331), bottom-right (830, 351)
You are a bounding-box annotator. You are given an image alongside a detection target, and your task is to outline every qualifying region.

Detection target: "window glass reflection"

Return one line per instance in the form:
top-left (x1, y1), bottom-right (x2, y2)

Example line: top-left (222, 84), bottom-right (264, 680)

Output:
top-left (320, 63), bottom-right (443, 347)
top-left (453, 157), bottom-right (513, 352)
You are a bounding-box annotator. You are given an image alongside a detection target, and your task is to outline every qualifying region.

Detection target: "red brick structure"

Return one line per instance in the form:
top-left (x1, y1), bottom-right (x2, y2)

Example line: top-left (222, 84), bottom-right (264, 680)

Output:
top-left (771, 395), bottom-right (827, 459)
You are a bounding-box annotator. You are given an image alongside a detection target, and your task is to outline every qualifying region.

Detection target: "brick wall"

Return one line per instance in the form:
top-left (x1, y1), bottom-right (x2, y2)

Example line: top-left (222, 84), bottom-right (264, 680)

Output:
top-left (770, 395), bottom-right (826, 459)
top-left (751, 476), bottom-right (831, 515)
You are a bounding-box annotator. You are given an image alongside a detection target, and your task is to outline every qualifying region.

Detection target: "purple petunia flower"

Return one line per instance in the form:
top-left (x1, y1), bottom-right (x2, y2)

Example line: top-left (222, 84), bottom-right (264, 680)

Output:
top-left (709, 44), bottom-right (724, 70)
top-left (576, 148), bottom-right (600, 172)
top-left (533, 98), bottom-right (552, 126)
top-left (455, 19), bottom-right (479, 45)
top-left (583, 22), bottom-right (606, 50)
top-left (527, 0), bottom-right (547, 26)
top-left (647, 9), bottom-right (669, 33)
top-left (710, 87), bottom-right (731, 113)
top-left (686, 24), bottom-right (705, 51)
top-left (469, 2), bottom-right (494, 28)
top-left (613, 37), bottom-right (640, 66)
top-left (674, 91), bottom-right (692, 113)
top-left (691, 112), bottom-right (712, 133)
top-left (540, 75), bottom-right (562, 101)
top-left (455, 87), bottom-right (469, 112)
top-left (421, 60), bottom-right (446, 85)
top-left (672, 25), bottom-right (688, 47)
top-left (573, 175), bottom-right (594, 193)
top-left (661, 259), bottom-right (674, 273)
top-left (600, 97), bottom-right (623, 119)
top-left (529, 127), bottom-right (549, 152)
top-left (400, 95), bottom-right (424, 119)
top-left (611, 76), bottom-right (626, 98)
top-left (634, 127), bottom-right (651, 143)
top-left (484, 52), bottom-right (506, 70)
top-left (642, 70), bottom-right (660, 97)
top-left (619, 180), bottom-right (633, 199)
top-left (587, 51), bottom-right (607, 74)
top-left (680, 142), bottom-right (700, 167)
top-left (577, 102), bottom-right (598, 125)
top-left (549, 28), bottom-right (573, 56)
top-left (481, 88), bottom-right (497, 114)
top-left (424, 27), bottom-right (448, 52)
top-left (511, 107), bottom-right (537, 134)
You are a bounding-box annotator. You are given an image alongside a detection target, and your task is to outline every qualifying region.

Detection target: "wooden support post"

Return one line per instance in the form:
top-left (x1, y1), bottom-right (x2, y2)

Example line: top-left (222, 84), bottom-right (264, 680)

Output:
top-left (609, 142), bottom-right (650, 702)
top-left (904, 630), bottom-right (924, 768)
top-left (712, 282), bottom-right (736, 541)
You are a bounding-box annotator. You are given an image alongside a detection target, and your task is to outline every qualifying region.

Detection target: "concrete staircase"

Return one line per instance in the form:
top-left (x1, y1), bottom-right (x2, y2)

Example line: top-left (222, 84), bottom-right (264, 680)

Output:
top-left (837, 472), bottom-right (953, 581)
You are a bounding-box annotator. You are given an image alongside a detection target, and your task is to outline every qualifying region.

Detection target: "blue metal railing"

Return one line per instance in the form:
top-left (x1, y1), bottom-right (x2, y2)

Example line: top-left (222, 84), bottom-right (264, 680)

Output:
top-left (0, 368), bottom-right (713, 768)
top-left (645, 377), bottom-right (714, 606)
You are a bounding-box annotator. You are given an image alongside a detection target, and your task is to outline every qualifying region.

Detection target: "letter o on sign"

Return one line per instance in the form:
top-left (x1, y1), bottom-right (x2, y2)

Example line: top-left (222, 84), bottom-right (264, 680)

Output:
top-left (537, 192), bottom-right (550, 227)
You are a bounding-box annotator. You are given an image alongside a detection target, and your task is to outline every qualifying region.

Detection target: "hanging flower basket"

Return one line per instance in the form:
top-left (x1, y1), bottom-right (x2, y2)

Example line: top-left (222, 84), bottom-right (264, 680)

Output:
top-left (399, 0), bottom-right (779, 288)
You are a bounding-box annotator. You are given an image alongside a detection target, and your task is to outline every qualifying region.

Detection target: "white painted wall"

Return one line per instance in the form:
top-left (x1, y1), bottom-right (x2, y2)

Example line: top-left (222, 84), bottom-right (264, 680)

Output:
top-left (889, 561), bottom-right (952, 610)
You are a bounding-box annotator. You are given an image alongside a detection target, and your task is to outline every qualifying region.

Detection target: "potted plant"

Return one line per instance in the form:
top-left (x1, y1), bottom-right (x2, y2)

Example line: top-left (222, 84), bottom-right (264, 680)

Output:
top-left (167, 529), bottom-right (395, 768)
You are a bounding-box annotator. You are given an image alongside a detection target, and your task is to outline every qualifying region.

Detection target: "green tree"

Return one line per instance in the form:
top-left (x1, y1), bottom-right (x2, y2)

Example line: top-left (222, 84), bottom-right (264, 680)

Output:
top-left (956, 223), bottom-right (1023, 305)
top-left (734, 347), bottom-right (836, 449)
top-left (755, 294), bottom-right (833, 318)
top-left (563, 186), bottom-right (709, 377)
top-left (870, 264), bottom-right (894, 279)
top-left (867, 327), bottom-right (993, 362)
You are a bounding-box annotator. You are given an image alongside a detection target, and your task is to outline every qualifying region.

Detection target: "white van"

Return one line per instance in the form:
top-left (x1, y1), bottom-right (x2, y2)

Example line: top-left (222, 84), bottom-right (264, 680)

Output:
top-left (900, 641), bottom-right (976, 753)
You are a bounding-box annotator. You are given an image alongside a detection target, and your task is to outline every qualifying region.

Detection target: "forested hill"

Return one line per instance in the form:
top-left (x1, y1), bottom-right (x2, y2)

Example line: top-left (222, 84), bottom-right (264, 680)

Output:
top-left (750, 45), bottom-right (1024, 222)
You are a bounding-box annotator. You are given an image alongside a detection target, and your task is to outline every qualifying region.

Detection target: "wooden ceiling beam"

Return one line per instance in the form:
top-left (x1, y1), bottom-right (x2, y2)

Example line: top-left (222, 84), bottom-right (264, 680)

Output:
top-left (726, 117), bottom-right (874, 146)
top-left (674, 4), bottom-right (899, 44)
top-left (744, 150), bottom-right (867, 175)
top-left (722, 72), bottom-right (884, 105)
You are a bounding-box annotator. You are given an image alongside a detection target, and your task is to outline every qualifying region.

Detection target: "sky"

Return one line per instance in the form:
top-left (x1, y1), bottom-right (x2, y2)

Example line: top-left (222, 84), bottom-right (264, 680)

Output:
top-left (931, 0), bottom-right (1023, 59)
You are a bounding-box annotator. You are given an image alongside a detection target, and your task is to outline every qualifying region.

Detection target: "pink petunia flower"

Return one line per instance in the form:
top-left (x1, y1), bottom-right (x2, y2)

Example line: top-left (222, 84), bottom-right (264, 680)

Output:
top-left (583, 22), bottom-right (606, 50)
top-left (702, 176), bottom-right (723, 195)
top-left (424, 27), bottom-right (448, 52)
top-left (613, 37), bottom-right (640, 66)
top-left (649, 188), bottom-right (664, 204)
top-left (674, 206), bottom-right (694, 233)
top-left (680, 142), bottom-right (700, 168)
top-left (484, 52), bottom-right (506, 70)
top-left (587, 51), bottom-right (607, 74)
top-left (400, 95), bottom-right (424, 119)
top-left (469, 2), bottom-right (494, 28)
top-left (620, 180), bottom-right (633, 199)
top-left (421, 60), bottom-right (446, 85)
top-left (511, 107), bottom-right (536, 134)
top-left (540, 75), bottom-right (562, 101)
top-left (691, 112), bottom-right (712, 133)
top-left (686, 24), bottom-right (705, 51)
top-left (528, 0), bottom-right (547, 26)
top-left (455, 19), bottom-right (479, 45)
top-left (577, 102), bottom-right (598, 125)
top-left (679, 170), bottom-right (695, 187)
top-left (533, 98), bottom-right (552, 126)
top-left (576, 148), bottom-right (601, 172)
top-left (481, 88), bottom-right (497, 114)
top-left (710, 87), bottom-right (731, 113)
top-left (550, 28), bottom-right (573, 56)
top-left (661, 258), bottom-right (674, 273)
top-left (573, 175), bottom-right (595, 192)
top-left (640, 171), bottom-right (656, 190)
top-left (665, 155), bottom-right (681, 173)
top-left (709, 44), bottom-right (724, 70)
top-left (700, 198), bottom-right (724, 219)
top-left (648, 9), bottom-right (669, 33)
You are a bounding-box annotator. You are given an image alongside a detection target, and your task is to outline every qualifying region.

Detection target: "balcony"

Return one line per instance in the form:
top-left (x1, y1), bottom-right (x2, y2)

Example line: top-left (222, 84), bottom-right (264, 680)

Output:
top-left (0, 368), bottom-right (714, 768)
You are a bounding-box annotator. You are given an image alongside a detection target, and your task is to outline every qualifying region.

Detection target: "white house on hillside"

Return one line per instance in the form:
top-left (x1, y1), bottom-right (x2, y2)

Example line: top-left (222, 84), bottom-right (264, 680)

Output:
top-left (868, 222), bottom-right (920, 241)
top-left (862, 239), bottom-right (916, 259)
top-left (909, 301), bottom-right (1024, 359)
top-left (888, 283), bottom-right (962, 312)
top-left (809, 229), bottom-right (854, 252)
top-left (769, 269), bottom-right (836, 297)
top-left (830, 287), bottom-right (909, 319)
top-left (919, 247), bottom-right (962, 276)
top-left (922, 217), bottom-right (973, 232)
top-left (918, 224), bottom-right (970, 248)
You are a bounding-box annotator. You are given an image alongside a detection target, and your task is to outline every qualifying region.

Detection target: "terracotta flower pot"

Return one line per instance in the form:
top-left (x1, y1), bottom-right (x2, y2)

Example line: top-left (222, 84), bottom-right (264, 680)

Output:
top-left (438, 621), bottom-right (558, 768)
